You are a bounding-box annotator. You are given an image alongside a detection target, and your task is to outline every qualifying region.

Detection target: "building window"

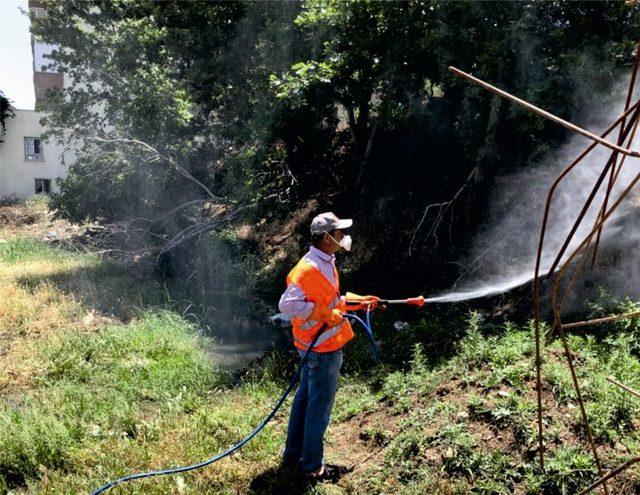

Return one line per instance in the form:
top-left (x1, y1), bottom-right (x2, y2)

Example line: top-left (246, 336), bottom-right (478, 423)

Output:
top-left (25, 137), bottom-right (43, 161)
top-left (30, 7), bottom-right (47, 19)
top-left (35, 178), bottom-right (51, 194)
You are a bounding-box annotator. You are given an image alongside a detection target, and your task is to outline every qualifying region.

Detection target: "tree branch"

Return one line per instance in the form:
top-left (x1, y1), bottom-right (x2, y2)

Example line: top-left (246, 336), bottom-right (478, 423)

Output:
top-left (408, 167), bottom-right (479, 256)
top-left (78, 132), bottom-right (225, 202)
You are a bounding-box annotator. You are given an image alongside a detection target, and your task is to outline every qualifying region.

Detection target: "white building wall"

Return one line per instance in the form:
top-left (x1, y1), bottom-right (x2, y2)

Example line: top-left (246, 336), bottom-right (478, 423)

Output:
top-left (0, 109), bottom-right (71, 200)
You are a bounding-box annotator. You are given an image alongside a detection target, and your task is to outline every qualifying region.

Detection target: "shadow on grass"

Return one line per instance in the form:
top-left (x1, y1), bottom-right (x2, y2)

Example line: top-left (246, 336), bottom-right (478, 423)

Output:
top-left (248, 466), bottom-right (313, 495)
top-left (15, 261), bottom-right (163, 321)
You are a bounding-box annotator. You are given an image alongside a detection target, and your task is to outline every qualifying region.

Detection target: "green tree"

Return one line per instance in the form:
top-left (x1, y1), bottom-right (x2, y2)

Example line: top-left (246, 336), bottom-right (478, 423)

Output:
top-left (32, 1), bottom-right (301, 256)
top-left (32, 0), bottom-right (640, 297)
top-left (267, 0), bottom-right (640, 295)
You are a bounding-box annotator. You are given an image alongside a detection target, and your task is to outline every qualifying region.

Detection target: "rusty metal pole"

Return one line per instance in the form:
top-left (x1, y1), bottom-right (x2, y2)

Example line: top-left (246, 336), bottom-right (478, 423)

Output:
top-left (450, 61), bottom-right (640, 493)
top-left (551, 164), bottom-right (640, 301)
top-left (609, 114), bottom-right (640, 188)
top-left (606, 376), bottom-right (640, 399)
top-left (563, 311), bottom-right (640, 330)
top-left (549, 247), bottom-right (610, 493)
top-left (545, 105), bottom-right (640, 278)
top-left (576, 457), bottom-right (640, 495)
top-left (591, 114), bottom-right (640, 270)
top-left (590, 40), bottom-right (640, 268)
top-left (530, 103), bottom-right (640, 469)
top-left (546, 161), bottom-right (640, 493)
top-left (448, 67), bottom-right (640, 158)
top-left (551, 107), bottom-right (640, 336)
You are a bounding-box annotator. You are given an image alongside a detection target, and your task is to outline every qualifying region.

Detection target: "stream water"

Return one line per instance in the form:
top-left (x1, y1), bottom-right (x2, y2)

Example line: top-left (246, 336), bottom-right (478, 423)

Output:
top-left (200, 294), bottom-right (290, 372)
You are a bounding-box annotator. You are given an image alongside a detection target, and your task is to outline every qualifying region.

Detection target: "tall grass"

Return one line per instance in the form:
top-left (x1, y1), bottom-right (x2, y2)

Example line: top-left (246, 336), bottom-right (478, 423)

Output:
top-left (0, 312), bottom-right (223, 491)
top-left (0, 237), bottom-right (64, 263)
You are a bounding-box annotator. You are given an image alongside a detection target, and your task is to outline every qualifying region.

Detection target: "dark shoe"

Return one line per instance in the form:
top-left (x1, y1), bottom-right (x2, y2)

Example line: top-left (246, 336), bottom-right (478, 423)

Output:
top-left (303, 463), bottom-right (350, 483)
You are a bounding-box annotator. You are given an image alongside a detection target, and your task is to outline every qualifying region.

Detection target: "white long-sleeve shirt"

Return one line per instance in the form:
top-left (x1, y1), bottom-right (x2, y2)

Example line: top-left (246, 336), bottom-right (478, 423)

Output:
top-left (278, 246), bottom-right (338, 319)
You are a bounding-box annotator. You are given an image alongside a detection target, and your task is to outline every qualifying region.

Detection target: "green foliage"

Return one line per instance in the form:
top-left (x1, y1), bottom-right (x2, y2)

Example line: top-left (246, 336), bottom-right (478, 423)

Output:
top-left (333, 379), bottom-right (378, 421)
top-left (429, 424), bottom-right (521, 491)
top-left (36, 0), bottom-right (640, 303)
top-left (8, 240), bottom-right (640, 492)
top-left (20, 5), bottom-right (640, 491)
top-left (270, 60), bottom-right (339, 105)
top-left (377, 344), bottom-right (438, 413)
top-left (540, 446), bottom-right (597, 495)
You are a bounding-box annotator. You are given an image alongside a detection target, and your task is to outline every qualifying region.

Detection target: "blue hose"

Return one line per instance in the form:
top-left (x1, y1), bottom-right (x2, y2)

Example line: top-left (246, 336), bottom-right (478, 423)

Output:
top-left (346, 311), bottom-right (377, 361)
top-left (90, 310), bottom-right (375, 495)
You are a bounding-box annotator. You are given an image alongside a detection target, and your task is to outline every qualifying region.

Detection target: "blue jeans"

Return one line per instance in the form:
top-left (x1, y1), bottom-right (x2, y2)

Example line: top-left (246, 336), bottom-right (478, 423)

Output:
top-left (283, 349), bottom-right (343, 473)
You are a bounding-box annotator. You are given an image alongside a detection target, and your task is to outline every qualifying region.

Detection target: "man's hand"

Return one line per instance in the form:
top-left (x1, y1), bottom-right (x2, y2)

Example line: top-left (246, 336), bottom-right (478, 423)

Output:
top-left (326, 309), bottom-right (345, 327)
top-left (345, 292), bottom-right (384, 311)
top-left (310, 305), bottom-right (345, 327)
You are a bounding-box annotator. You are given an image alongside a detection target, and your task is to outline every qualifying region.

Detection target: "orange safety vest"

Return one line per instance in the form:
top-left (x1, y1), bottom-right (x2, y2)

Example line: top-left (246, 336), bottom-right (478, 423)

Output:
top-left (286, 258), bottom-right (354, 353)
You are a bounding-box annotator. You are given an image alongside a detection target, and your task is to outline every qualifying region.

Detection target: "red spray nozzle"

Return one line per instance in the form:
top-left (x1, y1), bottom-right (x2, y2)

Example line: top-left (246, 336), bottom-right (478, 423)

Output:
top-left (406, 296), bottom-right (425, 307)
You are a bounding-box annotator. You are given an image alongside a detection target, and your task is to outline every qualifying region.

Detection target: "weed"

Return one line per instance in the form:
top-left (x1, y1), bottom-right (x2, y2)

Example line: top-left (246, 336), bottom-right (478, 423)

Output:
top-left (539, 446), bottom-right (597, 495)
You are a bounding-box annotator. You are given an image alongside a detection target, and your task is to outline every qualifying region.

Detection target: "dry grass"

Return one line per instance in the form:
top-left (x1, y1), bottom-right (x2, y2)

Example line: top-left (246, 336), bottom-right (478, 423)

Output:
top-left (0, 227), bottom-right (99, 393)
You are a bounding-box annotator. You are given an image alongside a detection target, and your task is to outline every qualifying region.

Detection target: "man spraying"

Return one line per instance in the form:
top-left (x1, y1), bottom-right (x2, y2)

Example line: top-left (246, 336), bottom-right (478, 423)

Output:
top-left (278, 212), bottom-right (380, 482)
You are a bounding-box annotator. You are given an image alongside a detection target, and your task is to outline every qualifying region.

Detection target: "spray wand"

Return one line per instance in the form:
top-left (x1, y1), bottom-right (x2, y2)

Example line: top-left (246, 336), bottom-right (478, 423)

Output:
top-left (377, 295), bottom-right (426, 307)
top-left (343, 295), bottom-right (426, 362)
top-left (346, 295), bottom-right (426, 309)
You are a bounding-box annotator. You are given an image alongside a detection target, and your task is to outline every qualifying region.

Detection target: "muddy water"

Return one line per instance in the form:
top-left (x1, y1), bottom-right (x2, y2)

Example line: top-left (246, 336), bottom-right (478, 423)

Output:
top-left (201, 294), bottom-right (291, 371)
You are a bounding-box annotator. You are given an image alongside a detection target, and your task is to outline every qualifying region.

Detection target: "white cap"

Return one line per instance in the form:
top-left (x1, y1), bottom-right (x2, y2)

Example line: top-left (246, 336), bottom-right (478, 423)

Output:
top-left (310, 212), bottom-right (353, 234)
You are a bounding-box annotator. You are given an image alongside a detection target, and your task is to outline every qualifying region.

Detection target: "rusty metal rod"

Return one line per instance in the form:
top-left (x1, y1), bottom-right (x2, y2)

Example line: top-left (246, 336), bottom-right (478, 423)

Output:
top-left (554, 232), bottom-right (594, 331)
top-left (591, 41), bottom-right (640, 270)
top-left (591, 44), bottom-right (640, 268)
top-left (548, 108), bottom-right (640, 341)
top-left (562, 310), bottom-right (640, 330)
top-left (551, 162), bottom-right (640, 297)
top-left (547, 158), bottom-right (640, 495)
top-left (546, 105), bottom-right (640, 278)
top-left (546, 199), bottom-right (640, 495)
top-left (590, 119), bottom-right (640, 269)
top-left (607, 376), bottom-right (640, 399)
top-left (561, 50), bottom-right (640, 495)
top-left (531, 99), bottom-right (640, 291)
top-left (536, 103), bottom-right (640, 344)
top-left (530, 98), bottom-right (640, 467)
top-left (532, 98), bottom-right (640, 307)
top-left (576, 457), bottom-right (640, 495)
top-left (448, 66), bottom-right (640, 157)
top-left (453, 57), bottom-right (640, 490)
top-left (550, 248), bottom-right (609, 491)
top-left (555, 321), bottom-right (610, 493)
top-left (610, 114), bottom-right (640, 192)
top-left (549, 168), bottom-right (640, 338)
top-left (552, 257), bottom-right (610, 493)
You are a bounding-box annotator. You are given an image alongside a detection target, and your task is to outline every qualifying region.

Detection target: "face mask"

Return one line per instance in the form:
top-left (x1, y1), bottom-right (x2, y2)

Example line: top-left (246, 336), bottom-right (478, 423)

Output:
top-left (328, 232), bottom-right (352, 252)
top-left (339, 234), bottom-right (352, 252)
